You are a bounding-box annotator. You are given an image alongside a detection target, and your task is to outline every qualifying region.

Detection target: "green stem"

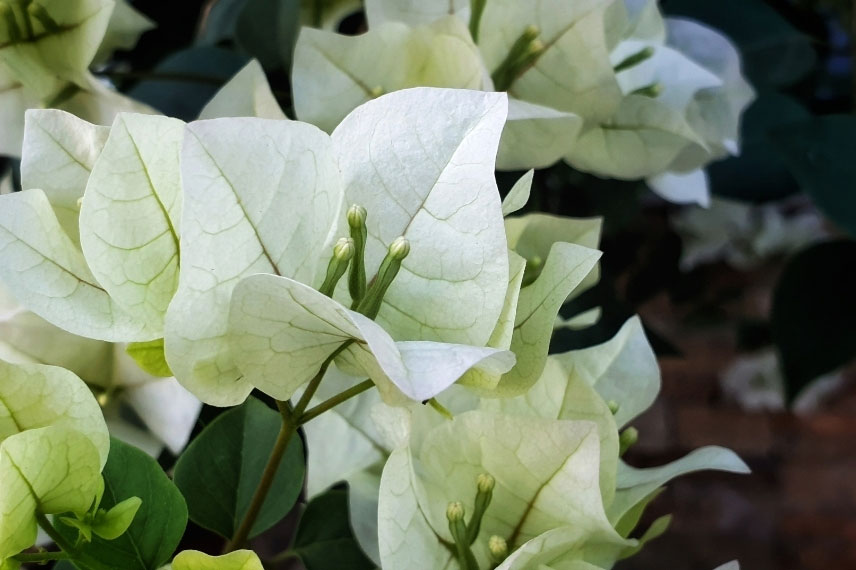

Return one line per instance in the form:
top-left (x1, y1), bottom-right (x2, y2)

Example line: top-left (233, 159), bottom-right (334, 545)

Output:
top-left (35, 512), bottom-right (76, 556)
top-left (298, 379), bottom-right (374, 424)
top-left (270, 548), bottom-right (299, 563)
top-left (469, 0), bottom-right (486, 43)
top-left (13, 550), bottom-right (69, 563)
top-left (224, 403), bottom-right (298, 553)
top-left (224, 342), bottom-right (354, 552)
top-left (35, 513), bottom-right (113, 570)
top-left (293, 341), bottom-right (352, 417)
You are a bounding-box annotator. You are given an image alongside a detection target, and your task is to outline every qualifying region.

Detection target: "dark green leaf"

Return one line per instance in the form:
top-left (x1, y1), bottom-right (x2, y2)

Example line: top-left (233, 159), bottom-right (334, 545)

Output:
top-left (771, 115), bottom-right (856, 237)
top-left (60, 438), bottom-right (188, 570)
top-left (197, 0), bottom-right (249, 45)
top-left (127, 47), bottom-right (250, 121)
top-left (293, 488), bottom-right (375, 570)
top-left (52, 562), bottom-right (78, 570)
top-left (173, 397), bottom-right (304, 539)
top-left (664, 0), bottom-right (816, 87)
top-left (710, 93), bottom-right (810, 203)
top-left (236, 0), bottom-right (301, 69)
top-left (771, 240), bottom-right (856, 402)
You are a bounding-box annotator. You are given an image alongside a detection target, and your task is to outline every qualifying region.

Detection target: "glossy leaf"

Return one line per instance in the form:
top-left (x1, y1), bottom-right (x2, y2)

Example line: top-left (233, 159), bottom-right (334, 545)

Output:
top-left (173, 398), bottom-right (304, 539)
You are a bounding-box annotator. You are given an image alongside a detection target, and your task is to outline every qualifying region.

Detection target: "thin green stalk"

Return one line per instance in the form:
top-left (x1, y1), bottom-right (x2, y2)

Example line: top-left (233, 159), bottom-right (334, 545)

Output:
top-left (13, 550), bottom-right (69, 563)
top-left (224, 404), bottom-right (298, 553)
top-left (470, 0), bottom-right (486, 43)
top-left (225, 341), bottom-right (354, 552)
top-left (298, 379), bottom-right (374, 424)
top-left (35, 513), bottom-right (113, 570)
top-left (293, 341), bottom-right (353, 417)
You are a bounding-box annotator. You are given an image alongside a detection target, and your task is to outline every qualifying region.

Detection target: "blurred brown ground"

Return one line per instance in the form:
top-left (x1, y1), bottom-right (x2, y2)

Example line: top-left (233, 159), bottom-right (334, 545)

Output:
top-left (617, 260), bottom-right (856, 570)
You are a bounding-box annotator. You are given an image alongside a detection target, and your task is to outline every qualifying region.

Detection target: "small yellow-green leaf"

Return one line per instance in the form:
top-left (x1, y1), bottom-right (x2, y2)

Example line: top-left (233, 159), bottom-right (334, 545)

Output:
top-left (126, 339), bottom-right (173, 378)
top-left (92, 496), bottom-right (142, 540)
top-left (172, 550), bottom-right (264, 570)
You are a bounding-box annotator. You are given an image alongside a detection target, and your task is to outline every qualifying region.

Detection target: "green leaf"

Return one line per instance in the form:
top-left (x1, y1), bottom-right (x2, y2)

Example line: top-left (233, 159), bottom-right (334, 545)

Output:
top-left (709, 93), bottom-right (809, 203)
top-left (125, 339), bottom-right (172, 378)
top-left (173, 398), bottom-right (304, 539)
top-left (172, 550), bottom-right (263, 570)
top-left (127, 48), bottom-right (250, 121)
top-left (0, 427), bottom-right (102, 561)
top-left (62, 438), bottom-right (188, 570)
top-left (771, 116), bottom-right (856, 238)
top-left (91, 496), bottom-right (142, 540)
top-left (771, 240), bottom-right (856, 401)
top-left (164, 116), bottom-right (341, 406)
top-left (235, 0), bottom-right (300, 70)
top-left (293, 488), bottom-right (375, 570)
top-left (664, 0), bottom-right (815, 87)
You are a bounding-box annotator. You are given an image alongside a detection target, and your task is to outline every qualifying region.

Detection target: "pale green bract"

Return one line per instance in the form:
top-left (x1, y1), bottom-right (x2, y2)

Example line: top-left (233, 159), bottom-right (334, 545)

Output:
top-left (302, 316), bottom-right (747, 567)
top-left (0, 110), bottom-right (183, 342)
top-left (0, 0), bottom-right (155, 157)
top-left (292, 0), bottom-right (754, 205)
top-left (0, 360), bottom-right (108, 563)
top-left (377, 411), bottom-right (632, 569)
top-left (163, 87), bottom-right (522, 406)
top-left (170, 550), bottom-right (264, 570)
top-left (0, 283), bottom-right (201, 456)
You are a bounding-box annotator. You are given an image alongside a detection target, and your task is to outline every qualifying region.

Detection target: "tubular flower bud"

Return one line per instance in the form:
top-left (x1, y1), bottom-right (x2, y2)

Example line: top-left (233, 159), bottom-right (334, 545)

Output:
top-left (488, 535), bottom-right (509, 563)
top-left (619, 426), bottom-right (639, 456)
top-left (356, 237), bottom-right (410, 319)
top-left (319, 237), bottom-right (354, 297)
top-left (614, 46), bottom-right (656, 73)
top-left (346, 204), bottom-right (367, 306)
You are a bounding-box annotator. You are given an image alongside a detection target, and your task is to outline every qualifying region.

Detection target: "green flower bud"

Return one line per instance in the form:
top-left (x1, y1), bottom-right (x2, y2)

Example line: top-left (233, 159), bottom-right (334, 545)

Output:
top-left (619, 426), bottom-right (639, 456)
top-left (446, 501), bottom-right (465, 523)
top-left (347, 204), bottom-right (368, 306)
top-left (614, 46), bottom-right (656, 73)
top-left (467, 472), bottom-right (494, 544)
top-left (491, 25), bottom-right (545, 91)
top-left (477, 473), bottom-right (495, 494)
top-left (388, 236), bottom-right (410, 260)
top-left (27, 2), bottom-right (60, 34)
top-left (319, 237), bottom-right (354, 297)
top-left (447, 501), bottom-right (478, 570)
top-left (356, 236), bottom-right (410, 319)
top-left (0, 2), bottom-right (23, 43)
top-left (631, 82), bottom-right (663, 98)
top-left (607, 400), bottom-right (620, 415)
top-left (488, 535), bottom-right (509, 563)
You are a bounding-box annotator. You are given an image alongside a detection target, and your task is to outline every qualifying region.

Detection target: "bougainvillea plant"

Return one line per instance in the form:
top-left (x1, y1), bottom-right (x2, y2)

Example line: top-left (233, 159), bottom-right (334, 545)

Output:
top-left (0, 1), bottom-right (758, 569)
